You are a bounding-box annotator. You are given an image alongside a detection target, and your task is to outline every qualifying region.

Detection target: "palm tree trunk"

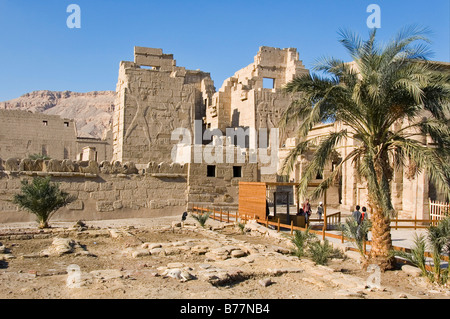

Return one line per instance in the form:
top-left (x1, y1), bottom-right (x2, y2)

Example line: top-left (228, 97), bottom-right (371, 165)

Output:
top-left (366, 206), bottom-right (395, 271)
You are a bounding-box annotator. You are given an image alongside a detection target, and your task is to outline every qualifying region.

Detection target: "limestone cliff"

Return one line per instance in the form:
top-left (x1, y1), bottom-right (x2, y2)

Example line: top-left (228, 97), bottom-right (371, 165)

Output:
top-left (0, 90), bottom-right (115, 139)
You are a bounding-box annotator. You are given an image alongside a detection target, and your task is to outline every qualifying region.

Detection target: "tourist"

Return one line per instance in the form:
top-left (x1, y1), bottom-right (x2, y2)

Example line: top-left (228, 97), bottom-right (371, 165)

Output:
top-left (352, 205), bottom-right (362, 224)
top-left (303, 199), bottom-right (312, 224)
top-left (317, 202), bottom-right (324, 220)
top-left (361, 206), bottom-right (368, 221)
top-left (352, 205), bottom-right (362, 240)
top-left (361, 206), bottom-right (369, 240)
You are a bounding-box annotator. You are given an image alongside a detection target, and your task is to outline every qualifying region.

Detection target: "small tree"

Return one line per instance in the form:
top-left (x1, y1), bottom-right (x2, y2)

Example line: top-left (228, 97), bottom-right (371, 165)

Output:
top-left (394, 217), bottom-right (450, 285)
top-left (427, 216), bottom-right (450, 284)
top-left (340, 216), bottom-right (372, 259)
top-left (290, 228), bottom-right (316, 258)
top-left (308, 238), bottom-right (344, 265)
top-left (394, 233), bottom-right (429, 279)
top-left (191, 212), bottom-right (211, 228)
top-left (13, 177), bottom-right (72, 229)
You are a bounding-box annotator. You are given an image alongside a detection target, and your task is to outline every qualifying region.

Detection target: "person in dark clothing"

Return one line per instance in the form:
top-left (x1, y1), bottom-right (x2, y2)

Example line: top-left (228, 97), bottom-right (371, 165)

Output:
top-left (352, 205), bottom-right (362, 225)
top-left (303, 199), bottom-right (312, 224)
top-left (352, 205), bottom-right (362, 240)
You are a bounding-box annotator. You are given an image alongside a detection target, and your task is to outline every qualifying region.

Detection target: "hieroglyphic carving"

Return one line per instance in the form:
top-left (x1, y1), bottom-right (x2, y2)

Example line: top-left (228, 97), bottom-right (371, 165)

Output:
top-left (124, 78), bottom-right (153, 147)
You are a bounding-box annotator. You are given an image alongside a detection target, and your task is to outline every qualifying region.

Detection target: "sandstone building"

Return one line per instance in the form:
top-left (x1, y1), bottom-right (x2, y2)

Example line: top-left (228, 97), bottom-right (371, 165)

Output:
top-left (0, 109), bottom-right (78, 160)
top-left (0, 46), bottom-right (446, 223)
top-left (0, 109), bottom-right (112, 163)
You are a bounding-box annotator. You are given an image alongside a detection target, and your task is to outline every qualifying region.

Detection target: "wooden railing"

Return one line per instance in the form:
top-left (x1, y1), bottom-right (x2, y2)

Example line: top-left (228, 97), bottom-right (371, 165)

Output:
top-left (390, 218), bottom-right (440, 230)
top-left (191, 206), bottom-right (448, 262)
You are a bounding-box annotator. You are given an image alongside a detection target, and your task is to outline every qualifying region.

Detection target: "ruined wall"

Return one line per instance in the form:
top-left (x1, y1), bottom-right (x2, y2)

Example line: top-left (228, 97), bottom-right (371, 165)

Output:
top-left (0, 109), bottom-right (77, 160)
top-left (112, 47), bottom-right (215, 165)
top-left (0, 155), bottom-right (256, 223)
top-left (206, 46), bottom-right (309, 147)
top-left (76, 132), bottom-right (113, 163)
top-left (0, 158), bottom-right (189, 223)
top-left (187, 161), bottom-right (259, 210)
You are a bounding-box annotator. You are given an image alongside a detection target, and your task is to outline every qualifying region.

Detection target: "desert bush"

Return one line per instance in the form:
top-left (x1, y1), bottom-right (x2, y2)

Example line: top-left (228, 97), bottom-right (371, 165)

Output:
top-left (12, 176), bottom-right (73, 228)
top-left (290, 228), bottom-right (316, 258)
top-left (394, 217), bottom-right (450, 285)
top-left (394, 233), bottom-right (430, 279)
top-left (427, 217), bottom-right (450, 284)
top-left (340, 216), bottom-right (372, 258)
top-left (191, 212), bottom-right (211, 228)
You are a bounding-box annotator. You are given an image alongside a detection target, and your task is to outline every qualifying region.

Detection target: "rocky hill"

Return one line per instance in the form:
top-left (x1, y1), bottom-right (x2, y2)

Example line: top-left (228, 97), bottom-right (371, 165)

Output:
top-left (0, 90), bottom-right (116, 139)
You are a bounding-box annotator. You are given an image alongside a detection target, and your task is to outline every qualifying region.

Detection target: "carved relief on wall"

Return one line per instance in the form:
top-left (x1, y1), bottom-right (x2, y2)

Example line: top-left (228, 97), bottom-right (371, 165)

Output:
top-left (124, 78), bottom-right (154, 147)
top-left (124, 78), bottom-right (196, 150)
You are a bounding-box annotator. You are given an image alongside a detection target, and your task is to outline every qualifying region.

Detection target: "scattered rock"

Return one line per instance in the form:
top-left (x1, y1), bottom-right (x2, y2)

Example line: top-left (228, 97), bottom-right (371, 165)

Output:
top-left (73, 220), bottom-right (88, 231)
top-left (401, 265), bottom-right (422, 277)
top-left (131, 249), bottom-right (150, 258)
top-left (150, 247), bottom-right (165, 256)
top-left (141, 243), bottom-right (162, 250)
top-left (162, 268), bottom-right (194, 282)
top-left (40, 237), bottom-right (90, 257)
top-left (259, 278), bottom-right (273, 287)
top-left (230, 249), bottom-right (246, 258)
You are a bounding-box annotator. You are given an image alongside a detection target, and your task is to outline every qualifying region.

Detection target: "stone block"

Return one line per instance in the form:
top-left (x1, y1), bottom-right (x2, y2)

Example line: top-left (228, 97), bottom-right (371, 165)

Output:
top-left (96, 201), bottom-right (114, 212)
top-left (84, 181), bottom-right (99, 192)
top-left (67, 200), bottom-right (84, 211)
top-left (5, 158), bottom-right (19, 171)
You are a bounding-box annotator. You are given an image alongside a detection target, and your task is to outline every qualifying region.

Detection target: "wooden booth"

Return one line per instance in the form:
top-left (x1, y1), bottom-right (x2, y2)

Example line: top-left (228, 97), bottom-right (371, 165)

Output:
top-left (238, 181), bottom-right (327, 229)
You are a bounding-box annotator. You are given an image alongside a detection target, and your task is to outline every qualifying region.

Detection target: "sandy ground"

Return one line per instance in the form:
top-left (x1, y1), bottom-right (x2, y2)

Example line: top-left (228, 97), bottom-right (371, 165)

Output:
top-left (0, 215), bottom-right (449, 301)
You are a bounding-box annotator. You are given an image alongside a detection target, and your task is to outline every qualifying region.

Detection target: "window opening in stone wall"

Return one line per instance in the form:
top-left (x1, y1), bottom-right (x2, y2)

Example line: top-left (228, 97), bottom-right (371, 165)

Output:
top-left (64, 122), bottom-right (69, 127)
top-left (233, 166), bottom-right (242, 178)
top-left (140, 65), bottom-right (160, 71)
top-left (263, 78), bottom-right (275, 89)
top-left (43, 120), bottom-right (48, 126)
top-left (207, 165), bottom-right (216, 177)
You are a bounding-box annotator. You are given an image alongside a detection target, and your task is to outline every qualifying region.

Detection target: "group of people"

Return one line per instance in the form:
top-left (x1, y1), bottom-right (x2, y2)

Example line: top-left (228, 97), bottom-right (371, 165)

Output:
top-left (352, 205), bottom-right (369, 240)
top-left (352, 205), bottom-right (369, 224)
top-left (297, 200), bottom-right (370, 229)
top-left (297, 198), bottom-right (324, 224)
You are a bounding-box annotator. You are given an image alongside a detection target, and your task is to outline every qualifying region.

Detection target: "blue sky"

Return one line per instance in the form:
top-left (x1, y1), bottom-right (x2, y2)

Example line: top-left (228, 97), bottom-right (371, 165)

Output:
top-left (0, 0), bottom-right (449, 101)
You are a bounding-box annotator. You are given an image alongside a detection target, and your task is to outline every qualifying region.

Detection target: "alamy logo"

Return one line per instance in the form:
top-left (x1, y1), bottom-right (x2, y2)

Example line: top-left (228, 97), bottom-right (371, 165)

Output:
top-left (366, 4), bottom-right (381, 29)
top-left (66, 4), bottom-right (81, 29)
top-left (66, 264), bottom-right (82, 288)
top-left (366, 264), bottom-right (381, 289)
top-left (171, 120), bottom-right (279, 175)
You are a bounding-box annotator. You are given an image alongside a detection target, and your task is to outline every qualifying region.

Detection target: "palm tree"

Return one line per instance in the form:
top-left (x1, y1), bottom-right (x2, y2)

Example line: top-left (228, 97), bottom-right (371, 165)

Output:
top-left (280, 26), bottom-right (450, 270)
top-left (13, 177), bottom-right (72, 229)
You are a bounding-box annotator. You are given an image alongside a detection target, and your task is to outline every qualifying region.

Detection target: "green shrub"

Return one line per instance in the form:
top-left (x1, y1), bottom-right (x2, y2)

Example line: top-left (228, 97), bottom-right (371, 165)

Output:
top-left (12, 177), bottom-right (73, 229)
top-left (191, 212), bottom-right (211, 228)
top-left (308, 239), bottom-right (341, 265)
top-left (394, 217), bottom-right (450, 285)
top-left (340, 216), bottom-right (372, 258)
top-left (427, 217), bottom-right (450, 285)
top-left (237, 222), bottom-right (245, 234)
top-left (290, 228), bottom-right (316, 258)
top-left (394, 233), bottom-right (430, 279)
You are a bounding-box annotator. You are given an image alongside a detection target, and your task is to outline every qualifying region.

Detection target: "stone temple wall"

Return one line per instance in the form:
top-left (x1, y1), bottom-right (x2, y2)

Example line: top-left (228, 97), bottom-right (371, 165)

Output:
top-left (112, 47), bottom-right (215, 165)
top-left (0, 157), bottom-right (255, 223)
top-left (0, 158), bottom-right (189, 223)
